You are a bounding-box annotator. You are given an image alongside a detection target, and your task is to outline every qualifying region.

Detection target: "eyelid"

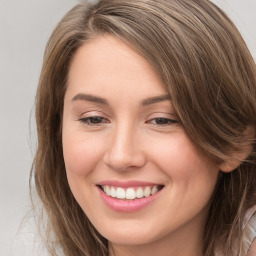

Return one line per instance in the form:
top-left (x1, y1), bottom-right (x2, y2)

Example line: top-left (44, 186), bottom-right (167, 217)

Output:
top-left (146, 111), bottom-right (178, 120)
top-left (145, 111), bottom-right (179, 128)
top-left (77, 111), bottom-right (110, 126)
top-left (78, 110), bottom-right (105, 118)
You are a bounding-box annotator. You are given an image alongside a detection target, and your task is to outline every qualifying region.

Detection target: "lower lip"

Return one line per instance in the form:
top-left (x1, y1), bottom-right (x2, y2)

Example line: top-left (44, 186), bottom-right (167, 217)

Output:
top-left (97, 187), bottom-right (162, 213)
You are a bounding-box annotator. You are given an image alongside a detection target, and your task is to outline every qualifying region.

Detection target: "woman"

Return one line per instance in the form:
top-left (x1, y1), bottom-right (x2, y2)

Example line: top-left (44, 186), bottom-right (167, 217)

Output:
top-left (32, 0), bottom-right (256, 255)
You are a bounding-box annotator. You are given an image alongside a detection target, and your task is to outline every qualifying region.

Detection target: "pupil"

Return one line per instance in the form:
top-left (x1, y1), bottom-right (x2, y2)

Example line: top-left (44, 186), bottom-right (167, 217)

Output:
top-left (156, 118), bottom-right (168, 124)
top-left (90, 117), bottom-right (102, 123)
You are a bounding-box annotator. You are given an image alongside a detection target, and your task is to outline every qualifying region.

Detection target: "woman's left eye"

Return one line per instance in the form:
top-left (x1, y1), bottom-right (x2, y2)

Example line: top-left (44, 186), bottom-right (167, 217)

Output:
top-left (148, 117), bottom-right (177, 125)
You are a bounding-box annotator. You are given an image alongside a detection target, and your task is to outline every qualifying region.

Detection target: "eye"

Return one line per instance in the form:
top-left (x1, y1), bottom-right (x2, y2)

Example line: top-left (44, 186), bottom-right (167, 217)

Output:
top-left (148, 117), bottom-right (177, 125)
top-left (79, 116), bottom-right (109, 125)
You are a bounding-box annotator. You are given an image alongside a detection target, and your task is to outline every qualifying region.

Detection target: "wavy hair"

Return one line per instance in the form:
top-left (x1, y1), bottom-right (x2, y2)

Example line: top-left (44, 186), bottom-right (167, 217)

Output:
top-left (32, 0), bottom-right (256, 255)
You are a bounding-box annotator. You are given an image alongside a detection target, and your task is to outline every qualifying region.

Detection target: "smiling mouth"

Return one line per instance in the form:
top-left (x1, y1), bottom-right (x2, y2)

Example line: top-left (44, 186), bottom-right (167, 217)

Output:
top-left (98, 185), bottom-right (164, 200)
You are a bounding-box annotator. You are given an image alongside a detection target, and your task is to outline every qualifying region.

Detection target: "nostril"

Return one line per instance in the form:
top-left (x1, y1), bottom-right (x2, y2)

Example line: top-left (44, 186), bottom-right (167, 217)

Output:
top-left (103, 139), bottom-right (146, 172)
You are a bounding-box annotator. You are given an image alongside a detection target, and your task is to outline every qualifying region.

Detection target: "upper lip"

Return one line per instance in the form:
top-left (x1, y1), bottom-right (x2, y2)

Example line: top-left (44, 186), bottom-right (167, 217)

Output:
top-left (97, 180), bottom-right (164, 188)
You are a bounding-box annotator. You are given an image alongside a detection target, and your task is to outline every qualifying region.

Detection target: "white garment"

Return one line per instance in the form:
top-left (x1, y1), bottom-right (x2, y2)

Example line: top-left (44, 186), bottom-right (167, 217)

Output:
top-left (215, 205), bottom-right (256, 256)
top-left (243, 205), bottom-right (256, 256)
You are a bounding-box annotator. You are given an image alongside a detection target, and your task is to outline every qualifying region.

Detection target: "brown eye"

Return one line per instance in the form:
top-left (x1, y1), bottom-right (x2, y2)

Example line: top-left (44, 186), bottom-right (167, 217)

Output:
top-left (88, 116), bottom-right (104, 124)
top-left (80, 116), bottom-right (108, 125)
top-left (150, 118), bottom-right (177, 125)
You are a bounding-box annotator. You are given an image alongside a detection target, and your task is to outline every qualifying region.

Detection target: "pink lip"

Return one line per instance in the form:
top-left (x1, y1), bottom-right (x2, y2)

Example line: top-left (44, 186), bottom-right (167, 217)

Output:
top-left (97, 185), bottom-right (163, 213)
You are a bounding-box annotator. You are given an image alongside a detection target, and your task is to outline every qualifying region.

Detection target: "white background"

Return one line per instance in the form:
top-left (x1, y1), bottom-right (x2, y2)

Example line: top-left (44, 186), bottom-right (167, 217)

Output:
top-left (0, 0), bottom-right (255, 255)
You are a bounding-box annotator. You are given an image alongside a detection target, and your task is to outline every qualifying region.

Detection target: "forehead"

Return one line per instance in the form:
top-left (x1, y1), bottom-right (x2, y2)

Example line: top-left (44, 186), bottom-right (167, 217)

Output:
top-left (66, 35), bottom-right (167, 100)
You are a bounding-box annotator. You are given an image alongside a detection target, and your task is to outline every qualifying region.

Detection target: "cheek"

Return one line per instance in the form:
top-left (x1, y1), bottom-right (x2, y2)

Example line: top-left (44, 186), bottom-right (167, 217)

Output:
top-left (148, 133), bottom-right (219, 197)
top-left (62, 131), bottom-right (106, 210)
top-left (150, 132), bottom-right (216, 174)
top-left (145, 135), bottom-right (219, 231)
top-left (62, 131), bottom-right (105, 178)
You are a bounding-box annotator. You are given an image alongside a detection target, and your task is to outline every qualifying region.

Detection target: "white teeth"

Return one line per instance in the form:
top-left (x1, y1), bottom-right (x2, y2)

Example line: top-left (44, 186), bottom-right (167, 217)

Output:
top-left (136, 187), bottom-right (144, 198)
top-left (105, 185), bottom-right (111, 196)
top-left (126, 188), bottom-right (136, 200)
top-left (101, 185), bottom-right (162, 200)
top-left (144, 186), bottom-right (151, 197)
top-left (110, 187), bottom-right (116, 198)
top-left (116, 187), bottom-right (126, 199)
top-left (151, 186), bottom-right (158, 195)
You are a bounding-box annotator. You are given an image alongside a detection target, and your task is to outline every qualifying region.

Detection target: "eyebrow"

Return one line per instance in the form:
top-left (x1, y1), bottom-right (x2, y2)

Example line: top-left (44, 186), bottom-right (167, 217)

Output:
top-left (141, 94), bottom-right (171, 105)
top-left (72, 93), bottom-right (171, 106)
top-left (72, 93), bottom-right (108, 105)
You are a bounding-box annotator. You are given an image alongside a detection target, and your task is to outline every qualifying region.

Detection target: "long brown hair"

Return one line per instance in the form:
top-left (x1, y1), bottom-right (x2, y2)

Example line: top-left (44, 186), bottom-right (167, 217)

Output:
top-left (32, 0), bottom-right (256, 255)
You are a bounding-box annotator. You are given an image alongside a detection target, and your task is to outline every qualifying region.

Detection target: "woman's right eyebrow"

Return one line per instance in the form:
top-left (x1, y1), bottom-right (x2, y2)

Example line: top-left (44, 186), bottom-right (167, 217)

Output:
top-left (72, 93), bottom-right (108, 105)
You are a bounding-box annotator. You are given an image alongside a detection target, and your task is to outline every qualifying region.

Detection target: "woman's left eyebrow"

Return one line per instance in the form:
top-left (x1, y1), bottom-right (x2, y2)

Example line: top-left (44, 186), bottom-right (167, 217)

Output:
top-left (141, 94), bottom-right (171, 106)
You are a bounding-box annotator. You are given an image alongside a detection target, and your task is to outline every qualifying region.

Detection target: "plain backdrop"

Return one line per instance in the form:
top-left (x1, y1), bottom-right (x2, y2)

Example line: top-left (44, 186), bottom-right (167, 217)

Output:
top-left (0, 0), bottom-right (255, 255)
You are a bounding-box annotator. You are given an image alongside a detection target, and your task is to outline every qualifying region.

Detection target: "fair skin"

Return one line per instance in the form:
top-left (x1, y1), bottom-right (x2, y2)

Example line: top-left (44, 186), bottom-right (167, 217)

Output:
top-left (62, 35), bottom-right (227, 256)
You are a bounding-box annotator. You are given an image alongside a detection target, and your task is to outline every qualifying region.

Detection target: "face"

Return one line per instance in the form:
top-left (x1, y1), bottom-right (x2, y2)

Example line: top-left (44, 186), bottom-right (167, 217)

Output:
top-left (62, 35), bottom-right (220, 253)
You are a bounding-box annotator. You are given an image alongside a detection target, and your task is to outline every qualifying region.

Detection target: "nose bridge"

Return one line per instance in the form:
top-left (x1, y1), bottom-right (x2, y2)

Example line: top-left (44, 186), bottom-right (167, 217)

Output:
top-left (103, 120), bottom-right (145, 171)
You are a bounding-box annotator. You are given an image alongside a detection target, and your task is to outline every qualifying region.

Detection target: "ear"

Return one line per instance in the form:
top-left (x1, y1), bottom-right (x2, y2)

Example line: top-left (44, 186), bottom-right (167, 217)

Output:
top-left (219, 152), bottom-right (250, 173)
top-left (219, 126), bottom-right (254, 173)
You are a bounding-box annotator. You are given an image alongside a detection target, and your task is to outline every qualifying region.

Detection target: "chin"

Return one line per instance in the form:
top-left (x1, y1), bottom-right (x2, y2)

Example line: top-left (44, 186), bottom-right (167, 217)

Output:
top-left (95, 221), bottom-right (162, 246)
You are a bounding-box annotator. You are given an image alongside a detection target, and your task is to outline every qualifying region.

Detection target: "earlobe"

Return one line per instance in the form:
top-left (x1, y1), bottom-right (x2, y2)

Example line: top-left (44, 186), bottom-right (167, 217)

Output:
top-left (219, 157), bottom-right (245, 173)
top-left (219, 127), bottom-right (254, 173)
top-left (219, 150), bottom-right (251, 173)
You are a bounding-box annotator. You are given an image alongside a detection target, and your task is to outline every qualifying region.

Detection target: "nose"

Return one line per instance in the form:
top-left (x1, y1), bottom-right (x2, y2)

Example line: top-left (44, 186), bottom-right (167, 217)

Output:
top-left (103, 124), bottom-right (146, 172)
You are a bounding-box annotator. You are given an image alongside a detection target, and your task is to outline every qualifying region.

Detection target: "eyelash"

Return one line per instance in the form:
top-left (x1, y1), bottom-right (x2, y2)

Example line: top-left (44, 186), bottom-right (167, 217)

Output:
top-left (147, 117), bottom-right (177, 126)
top-left (79, 116), bottom-right (109, 126)
top-left (79, 116), bottom-right (177, 126)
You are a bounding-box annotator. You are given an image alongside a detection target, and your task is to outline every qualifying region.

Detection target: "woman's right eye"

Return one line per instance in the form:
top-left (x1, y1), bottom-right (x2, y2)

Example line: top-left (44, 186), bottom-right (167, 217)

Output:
top-left (79, 116), bottom-right (109, 126)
